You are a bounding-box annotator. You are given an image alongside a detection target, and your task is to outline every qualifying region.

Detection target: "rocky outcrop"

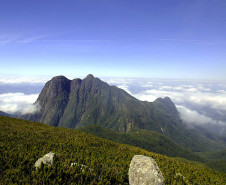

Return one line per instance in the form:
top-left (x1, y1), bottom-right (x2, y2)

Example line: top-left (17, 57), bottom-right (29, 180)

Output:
top-left (129, 155), bottom-right (165, 185)
top-left (35, 152), bottom-right (56, 169)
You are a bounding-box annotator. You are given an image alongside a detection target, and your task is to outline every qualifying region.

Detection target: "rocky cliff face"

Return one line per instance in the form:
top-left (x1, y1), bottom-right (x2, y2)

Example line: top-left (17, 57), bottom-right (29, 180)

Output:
top-left (27, 74), bottom-right (180, 133)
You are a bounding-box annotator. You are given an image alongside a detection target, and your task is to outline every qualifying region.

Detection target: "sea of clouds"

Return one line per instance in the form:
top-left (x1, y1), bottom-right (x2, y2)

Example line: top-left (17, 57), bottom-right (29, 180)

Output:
top-left (105, 77), bottom-right (226, 135)
top-left (0, 76), bottom-right (47, 115)
top-left (0, 76), bottom-right (225, 134)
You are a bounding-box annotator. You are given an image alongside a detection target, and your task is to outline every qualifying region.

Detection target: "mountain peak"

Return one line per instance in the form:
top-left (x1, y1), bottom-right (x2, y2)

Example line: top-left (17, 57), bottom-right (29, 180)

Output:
top-left (85, 74), bottom-right (95, 80)
top-left (163, 96), bottom-right (173, 103)
top-left (50, 75), bottom-right (70, 82)
top-left (28, 75), bottom-right (179, 133)
top-left (154, 96), bottom-right (178, 116)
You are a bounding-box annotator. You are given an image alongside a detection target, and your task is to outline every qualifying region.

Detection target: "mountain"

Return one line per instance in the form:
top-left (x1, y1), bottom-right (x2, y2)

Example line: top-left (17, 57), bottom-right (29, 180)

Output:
top-left (1, 116), bottom-right (225, 184)
top-left (26, 74), bottom-right (180, 132)
top-left (25, 74), bottom-right (226, 152)
top-left (0, 110), bottom-right (10, 117)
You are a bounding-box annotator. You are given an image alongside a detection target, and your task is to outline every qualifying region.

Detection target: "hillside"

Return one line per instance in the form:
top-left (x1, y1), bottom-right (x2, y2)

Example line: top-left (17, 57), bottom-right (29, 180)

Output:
top-left (204, 150), bottom-right (226, 173)
top-left (79, 124), bottom-right (203, 162)
top-left (25, 74), bottom-right (226, 153)
top-left (1, 116), bottom-right (226, 184)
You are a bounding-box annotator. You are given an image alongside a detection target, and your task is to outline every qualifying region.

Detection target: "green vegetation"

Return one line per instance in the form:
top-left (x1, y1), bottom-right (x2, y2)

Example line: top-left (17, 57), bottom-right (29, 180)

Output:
top-left (79, 124), bottom-right (203, 162)
top-left (206, 160), bottom-right (226, 173)
top-left (1, 116), bottom-right (225, 184)
top-left (203, 150), bottom-right (226, 173)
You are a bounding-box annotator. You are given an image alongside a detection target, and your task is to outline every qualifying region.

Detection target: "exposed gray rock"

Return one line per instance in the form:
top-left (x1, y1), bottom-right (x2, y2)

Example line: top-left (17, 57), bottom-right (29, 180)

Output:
top-left (71, 162), bottom-right (87, 168)
top-left (129, 155), bottom-right (165, 185)
top-left (71, 162), bottom-right (93, 171)
top-left (35, 152), bottom-right (56, 169)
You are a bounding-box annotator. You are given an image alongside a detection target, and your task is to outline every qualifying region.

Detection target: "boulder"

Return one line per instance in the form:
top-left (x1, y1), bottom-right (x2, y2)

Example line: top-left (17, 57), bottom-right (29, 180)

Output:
top-left (129, 155), bottom-right (165, 185)
top-left (35, 152), bottom-right (56, 169)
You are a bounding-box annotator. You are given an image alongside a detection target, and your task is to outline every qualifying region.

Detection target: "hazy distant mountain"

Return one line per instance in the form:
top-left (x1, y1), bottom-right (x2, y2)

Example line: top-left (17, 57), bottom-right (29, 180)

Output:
top-left (26, 74), bottom-right (226, 152)
top-left (0, 110), bottom-right (10, 117)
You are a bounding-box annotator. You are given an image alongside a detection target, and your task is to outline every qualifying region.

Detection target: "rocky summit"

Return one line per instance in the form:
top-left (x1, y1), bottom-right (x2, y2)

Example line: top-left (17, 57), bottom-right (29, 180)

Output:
top-left (26, 74), bottom-right (179, 133)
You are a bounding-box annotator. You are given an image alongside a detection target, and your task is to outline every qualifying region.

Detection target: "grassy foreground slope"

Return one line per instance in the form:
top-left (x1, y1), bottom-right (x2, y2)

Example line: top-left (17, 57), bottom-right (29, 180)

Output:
top-left (0, 116), bottom-right (225, 185)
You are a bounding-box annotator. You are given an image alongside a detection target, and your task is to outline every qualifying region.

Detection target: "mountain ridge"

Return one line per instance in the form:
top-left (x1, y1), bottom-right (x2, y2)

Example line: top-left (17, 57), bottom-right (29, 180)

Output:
top-left (27, 74), bottom-right (176, 131)
top-left (0, 110), bottom-right (10, 117)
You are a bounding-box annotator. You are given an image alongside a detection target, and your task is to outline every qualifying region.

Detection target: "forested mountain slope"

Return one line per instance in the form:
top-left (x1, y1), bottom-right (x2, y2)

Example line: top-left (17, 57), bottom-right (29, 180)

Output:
top-left (79, 124), bottom-right (203, 162)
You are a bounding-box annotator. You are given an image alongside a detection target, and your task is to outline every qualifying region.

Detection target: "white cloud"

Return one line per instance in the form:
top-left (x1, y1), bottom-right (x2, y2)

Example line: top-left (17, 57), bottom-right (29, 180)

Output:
top-left (134, 89), bottom-right (184, 103)
top-left (0, 93), bottom-right (40, 114)
top-left (0, 34), bottom-right (19, 45)
top-left (173, 86), bottom-right (184, 91)
top-left (104, 78), bottom-right (134, 85)
top-left (141, 83), bottom-right (153, 88)
top-left (177, 105), bottom-right (214, 125)
top-left (17, 36), bottom-right (45, 43)
top-left (0, 76), bottom-right (49, 84)
top-left (132, 85), bottom-right (226, 112)
top-left (159, 86), bottom-right (174, 90)
top-left (186, 87), bottom-right (199, 92)
top-left (0, 34), bottom-right (45, 45)
top-left (176, 105), bottom-right (226, 126)
top-left (188, 94), bottom-right (226, 111)
top-left (117, 85), bottom-right (132, 94)
top-left (216, 90), bottom-right (226, 93)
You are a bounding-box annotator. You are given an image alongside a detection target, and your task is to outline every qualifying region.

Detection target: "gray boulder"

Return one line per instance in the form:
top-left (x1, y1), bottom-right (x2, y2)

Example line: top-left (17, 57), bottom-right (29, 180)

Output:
top-left (35, 152), bottom-right (56, 169)
top-left (129, 155), bottom-right (165, 185)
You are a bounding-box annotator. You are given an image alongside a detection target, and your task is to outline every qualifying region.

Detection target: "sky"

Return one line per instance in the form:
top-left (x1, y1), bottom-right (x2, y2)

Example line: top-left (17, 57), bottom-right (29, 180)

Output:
top-left (0, 0), bottom-right (226, 136)
top-left (0, 0), bottom-right (226, 79)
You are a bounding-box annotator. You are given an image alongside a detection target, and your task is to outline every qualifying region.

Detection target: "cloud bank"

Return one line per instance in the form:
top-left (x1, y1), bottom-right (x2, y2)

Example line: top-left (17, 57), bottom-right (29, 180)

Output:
top-left (0, 93), bottom-right (40, 115)
top-left (176, 105), bottom-right (226, 126)
top-left (0, 76), bottom-right (49, 84)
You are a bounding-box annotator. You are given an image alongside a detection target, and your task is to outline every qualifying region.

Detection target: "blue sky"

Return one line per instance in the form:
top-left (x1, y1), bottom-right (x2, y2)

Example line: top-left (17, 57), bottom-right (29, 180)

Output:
top-left (0, 0), bottom-right (226, 79)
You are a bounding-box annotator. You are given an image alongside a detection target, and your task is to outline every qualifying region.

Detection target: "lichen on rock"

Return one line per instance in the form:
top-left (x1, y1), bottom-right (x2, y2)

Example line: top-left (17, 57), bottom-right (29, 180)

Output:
top-left (35, 152), bottom-right (56, 169)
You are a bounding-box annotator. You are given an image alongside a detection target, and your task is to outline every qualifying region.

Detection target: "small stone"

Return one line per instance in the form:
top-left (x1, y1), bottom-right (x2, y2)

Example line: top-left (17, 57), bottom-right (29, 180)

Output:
top-left (35, 152), bottom-right (56, 169)
top-left (129, 155), bottom-right (165, 185)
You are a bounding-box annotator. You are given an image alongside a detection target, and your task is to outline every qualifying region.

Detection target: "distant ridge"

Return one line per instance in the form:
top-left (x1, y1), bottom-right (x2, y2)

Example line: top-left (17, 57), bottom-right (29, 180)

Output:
top-left (0, 110), bottom-right (10, 117)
